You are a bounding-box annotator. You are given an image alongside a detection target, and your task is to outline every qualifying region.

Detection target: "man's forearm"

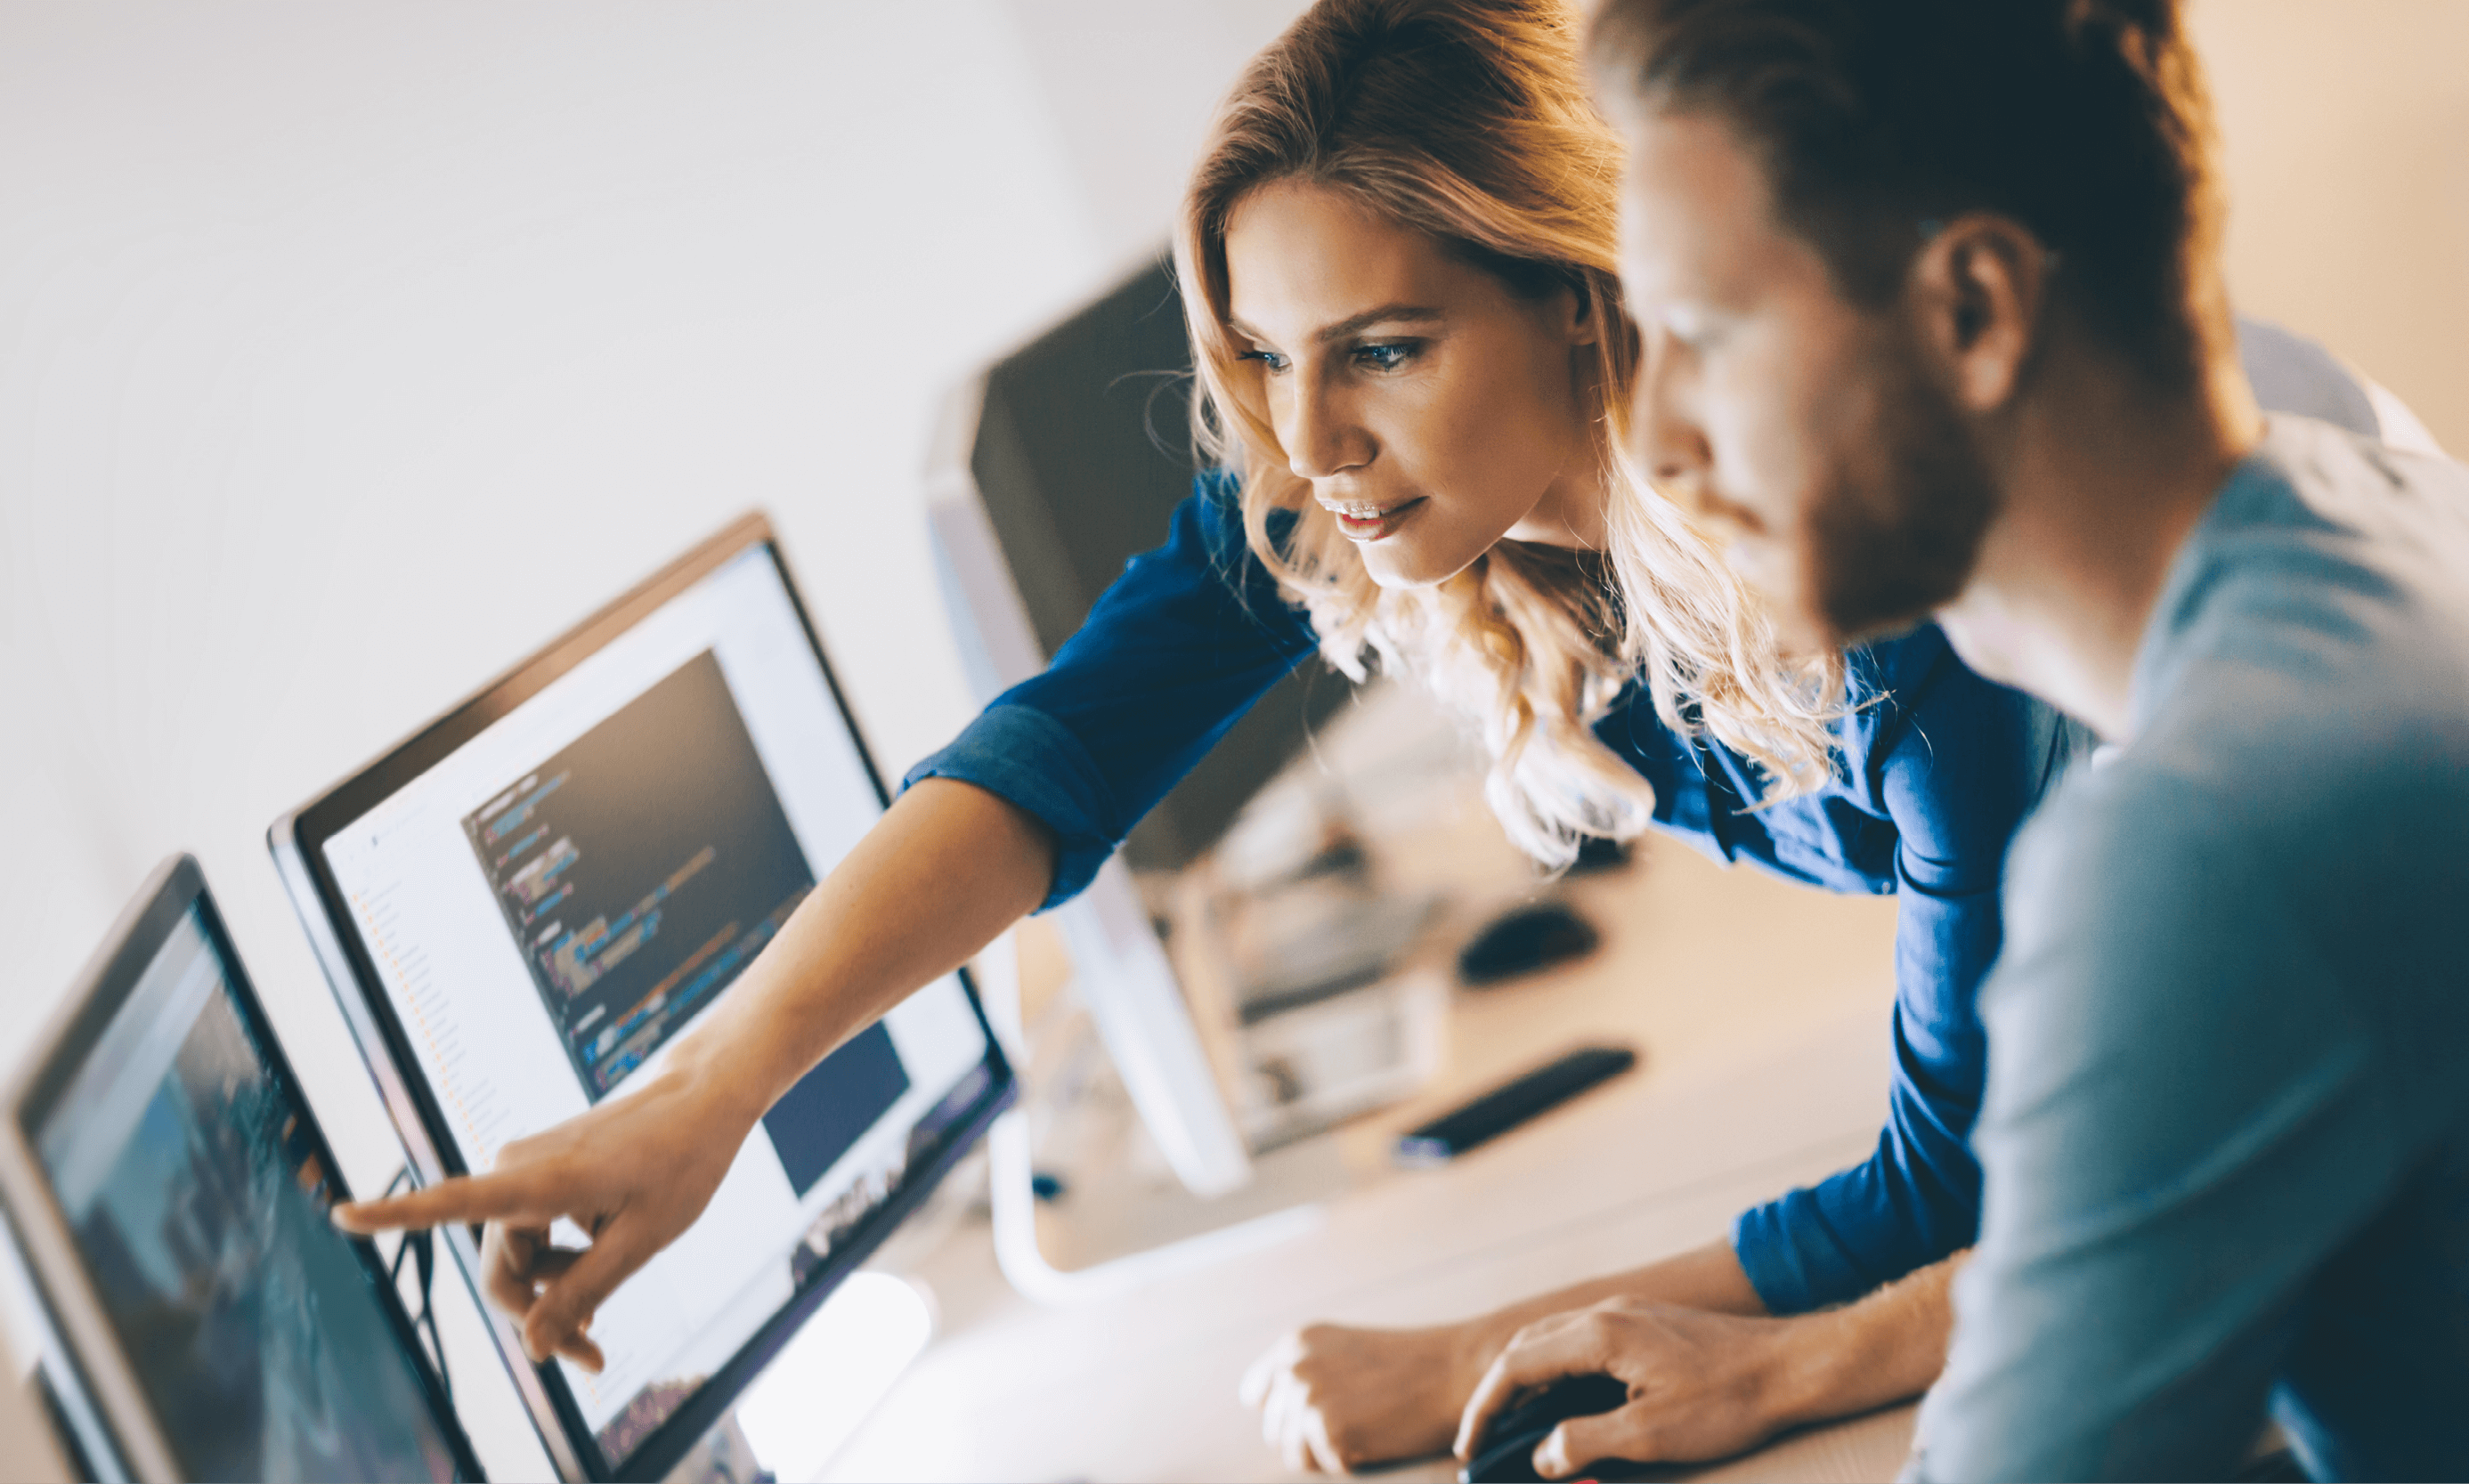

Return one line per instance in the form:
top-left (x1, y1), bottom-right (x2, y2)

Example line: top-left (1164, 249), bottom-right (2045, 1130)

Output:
top-left (1447, 1237), bottom-right (1770, 1383)
top-left (1464, 1243), bottom-right (1967, 1433)
top-left (1767, 1251), bottom-right (1967, 1428)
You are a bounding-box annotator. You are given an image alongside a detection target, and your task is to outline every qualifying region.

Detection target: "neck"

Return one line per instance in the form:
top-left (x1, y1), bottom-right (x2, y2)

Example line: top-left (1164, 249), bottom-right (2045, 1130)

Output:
top-left (1936, 325), bottom-right (2262, 741)
top-left (1507, 442), bottom-right (1613, 550)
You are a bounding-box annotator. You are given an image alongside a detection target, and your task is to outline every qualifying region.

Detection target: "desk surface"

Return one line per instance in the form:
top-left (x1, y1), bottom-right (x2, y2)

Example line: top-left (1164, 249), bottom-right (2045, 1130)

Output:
top-left (824, 815), bottom-right (1914, 1484)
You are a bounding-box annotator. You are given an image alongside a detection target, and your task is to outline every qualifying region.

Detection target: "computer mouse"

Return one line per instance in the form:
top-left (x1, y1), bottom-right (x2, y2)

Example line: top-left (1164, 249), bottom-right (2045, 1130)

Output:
top-left (1458, 901), bottom-right (1600, 986)
top-left (1460, 1372), bottom-right (1631, 1483)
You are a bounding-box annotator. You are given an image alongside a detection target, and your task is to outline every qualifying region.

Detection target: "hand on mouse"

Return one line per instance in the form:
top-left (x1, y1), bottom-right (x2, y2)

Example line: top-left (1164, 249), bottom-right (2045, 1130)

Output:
top-left (1455, 1298), bottom-right (1816, 1477)
top-left (1240, 1318), bottom-right (1493, 1473)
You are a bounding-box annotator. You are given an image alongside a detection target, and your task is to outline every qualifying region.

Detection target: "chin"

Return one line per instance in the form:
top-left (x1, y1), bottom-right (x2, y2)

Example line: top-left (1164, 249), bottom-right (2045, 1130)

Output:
top-left (1726, 557), bottom-right (1834, 656)
top-left (1357, 536), bottom-right (1480, 590)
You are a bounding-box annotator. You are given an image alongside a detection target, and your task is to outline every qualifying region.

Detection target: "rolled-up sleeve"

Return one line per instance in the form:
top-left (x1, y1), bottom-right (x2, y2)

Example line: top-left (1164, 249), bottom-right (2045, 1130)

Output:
top-left (902, 475), bottom-right (1321, 909)
top-left (1732, 644), bottom-right (2079, 1313)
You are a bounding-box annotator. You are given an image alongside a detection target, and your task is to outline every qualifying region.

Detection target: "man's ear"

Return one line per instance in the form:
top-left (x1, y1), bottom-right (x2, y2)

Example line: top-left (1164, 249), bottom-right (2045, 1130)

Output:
top-left (1908, 215), bottom-right (2049, 412)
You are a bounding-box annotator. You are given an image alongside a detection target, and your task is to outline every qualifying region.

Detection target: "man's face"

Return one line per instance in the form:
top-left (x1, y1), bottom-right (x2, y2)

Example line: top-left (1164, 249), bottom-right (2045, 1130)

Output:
top-left (1612, 109), bottom-right (1998, 651)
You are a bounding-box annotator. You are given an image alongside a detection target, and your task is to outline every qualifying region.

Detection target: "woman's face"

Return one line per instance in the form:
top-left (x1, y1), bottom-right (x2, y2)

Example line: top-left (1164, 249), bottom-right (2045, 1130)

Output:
top-left (1221, 180), bottom-right (1606, 588)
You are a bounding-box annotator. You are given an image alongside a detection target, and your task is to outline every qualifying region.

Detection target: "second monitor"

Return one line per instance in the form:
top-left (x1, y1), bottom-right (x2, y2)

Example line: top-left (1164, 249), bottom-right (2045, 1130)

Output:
top-left (271, 515), bottom-right (1013, 1482)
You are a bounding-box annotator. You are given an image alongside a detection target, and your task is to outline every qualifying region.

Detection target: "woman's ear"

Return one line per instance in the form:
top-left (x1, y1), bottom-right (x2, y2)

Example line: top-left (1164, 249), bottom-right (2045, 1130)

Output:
top-left (1909, 214), bottom-right (2048, 412)
top-left (1563, 280), bottom-right (1602, 347)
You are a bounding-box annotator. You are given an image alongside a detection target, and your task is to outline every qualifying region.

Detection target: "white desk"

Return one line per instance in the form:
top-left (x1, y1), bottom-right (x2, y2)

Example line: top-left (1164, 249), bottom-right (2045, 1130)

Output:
top-left (825, 815), bottom-right (1917, 1483)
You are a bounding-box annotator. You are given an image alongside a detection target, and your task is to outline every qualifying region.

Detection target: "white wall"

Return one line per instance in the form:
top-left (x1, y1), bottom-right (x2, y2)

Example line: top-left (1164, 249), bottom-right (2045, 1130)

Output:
top-left (0, 2), bottom-right (1296, 1472)
top-left (2193, 0), bottom-right (2469, 452)
top-left (999, 0), bottom-right (1310, 268)
top-left (0, 1), bottom-right (1109, 1165)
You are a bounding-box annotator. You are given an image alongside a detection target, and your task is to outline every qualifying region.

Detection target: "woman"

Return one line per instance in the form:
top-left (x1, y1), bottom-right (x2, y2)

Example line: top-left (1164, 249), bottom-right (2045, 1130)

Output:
top-left (340, 0), bottom-right (2392, 1472)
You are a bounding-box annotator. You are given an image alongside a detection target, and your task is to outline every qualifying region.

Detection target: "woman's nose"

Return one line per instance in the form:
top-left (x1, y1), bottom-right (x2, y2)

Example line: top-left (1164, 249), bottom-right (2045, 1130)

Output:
top-left (1280, 377), bottom-right (1369, 480)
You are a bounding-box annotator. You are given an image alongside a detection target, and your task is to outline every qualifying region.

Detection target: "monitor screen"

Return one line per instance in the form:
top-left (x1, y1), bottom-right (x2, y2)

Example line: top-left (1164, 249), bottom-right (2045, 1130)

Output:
top-left (26, 900), bottom-right (466, 1483)
top-left (303, 534), bottom-right (998, 1474)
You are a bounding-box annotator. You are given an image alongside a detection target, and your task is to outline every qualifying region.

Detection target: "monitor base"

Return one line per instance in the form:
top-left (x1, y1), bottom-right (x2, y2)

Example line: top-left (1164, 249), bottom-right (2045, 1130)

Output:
top-left (987, 1107), bottom-right (1343, 1304)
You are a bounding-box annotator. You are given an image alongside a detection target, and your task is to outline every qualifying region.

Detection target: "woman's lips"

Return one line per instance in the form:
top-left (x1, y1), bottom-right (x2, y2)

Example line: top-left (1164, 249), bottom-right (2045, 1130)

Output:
top-left (1327, 496), bottom-right (1427, 541)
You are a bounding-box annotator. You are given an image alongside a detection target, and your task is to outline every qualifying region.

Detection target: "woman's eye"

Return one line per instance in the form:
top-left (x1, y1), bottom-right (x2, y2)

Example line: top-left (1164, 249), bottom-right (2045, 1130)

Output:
top-left (1238, 349), bottom-right (1290, 373)
top-left (1353, 342), bottom-right (1417, 372)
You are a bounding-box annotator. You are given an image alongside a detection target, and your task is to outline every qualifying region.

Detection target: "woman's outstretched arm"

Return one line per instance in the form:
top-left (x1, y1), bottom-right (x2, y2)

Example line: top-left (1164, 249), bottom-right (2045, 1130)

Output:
top-left (333, 777), bottom-right (1054, 1370)
top-left (337, 479), bottom-right (1316, 1372)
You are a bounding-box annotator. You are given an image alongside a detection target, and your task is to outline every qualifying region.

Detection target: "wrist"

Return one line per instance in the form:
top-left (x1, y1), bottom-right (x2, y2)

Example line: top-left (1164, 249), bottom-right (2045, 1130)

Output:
top-left (1745, 1310), bottom-right (1857, 1432)
top-left (665, 1020), bottom-right (776, 1131)
top-left (1453, 1310), bottom-right (1526, 1395)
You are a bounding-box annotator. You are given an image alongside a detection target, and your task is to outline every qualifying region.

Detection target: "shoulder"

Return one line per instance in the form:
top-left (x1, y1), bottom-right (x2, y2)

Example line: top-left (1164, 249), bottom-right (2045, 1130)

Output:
top-left (2002, 545), bottom-right (2469, 1050)
top-left (1845, 623), bottom-right (2051, 752)
top-left (2139, 420), bottom-right (2469, 743)
top-left (1183, 466), bottom-right (1300, 565)
top-left (1841, 624), bottom-right (2073, 832)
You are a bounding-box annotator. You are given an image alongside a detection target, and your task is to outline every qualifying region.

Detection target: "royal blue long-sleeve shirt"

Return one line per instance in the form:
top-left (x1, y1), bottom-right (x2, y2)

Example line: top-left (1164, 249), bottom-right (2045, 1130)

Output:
top-left (899, 318), bottom-right (2389, 1311)
top-left (905, 474), bottom-right (2071, 1311)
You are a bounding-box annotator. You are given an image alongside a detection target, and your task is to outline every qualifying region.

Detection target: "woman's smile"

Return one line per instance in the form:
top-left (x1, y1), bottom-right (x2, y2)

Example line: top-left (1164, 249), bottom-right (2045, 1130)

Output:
top-left (1323, 494), bottom-right (1427, 540)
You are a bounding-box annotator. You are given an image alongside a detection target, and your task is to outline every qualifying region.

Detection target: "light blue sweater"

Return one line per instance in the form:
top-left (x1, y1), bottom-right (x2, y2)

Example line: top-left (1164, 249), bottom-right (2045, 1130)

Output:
top-left (1914, 417), bottom-right (2469, 1480)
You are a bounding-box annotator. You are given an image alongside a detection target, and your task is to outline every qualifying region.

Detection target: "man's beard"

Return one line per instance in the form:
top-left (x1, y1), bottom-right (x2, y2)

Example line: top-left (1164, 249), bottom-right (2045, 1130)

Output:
top-left (1803, 338), bottom-right (2001, 647)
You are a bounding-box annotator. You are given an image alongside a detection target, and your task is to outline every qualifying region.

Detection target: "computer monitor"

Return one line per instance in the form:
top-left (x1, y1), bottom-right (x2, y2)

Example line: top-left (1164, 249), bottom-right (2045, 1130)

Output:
top-left (0, 855), bottom-right (483, 1483)
top-left (927, 255), bottom-right (1352, 1199)
top-left (267, 515), bottom-right (1014, 1482)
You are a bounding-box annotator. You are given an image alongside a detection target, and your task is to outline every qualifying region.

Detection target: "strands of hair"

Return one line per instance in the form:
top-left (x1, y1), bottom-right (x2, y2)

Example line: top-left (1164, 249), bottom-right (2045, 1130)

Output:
top-left (1585, 0), bottom-right (2231, 389)
top-left (1175, 0), bottom-right (1847, 871)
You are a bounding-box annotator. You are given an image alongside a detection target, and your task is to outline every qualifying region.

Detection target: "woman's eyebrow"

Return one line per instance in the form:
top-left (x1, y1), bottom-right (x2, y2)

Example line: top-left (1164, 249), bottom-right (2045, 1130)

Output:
top-left (1227, 304), bottom-right (1448, 346)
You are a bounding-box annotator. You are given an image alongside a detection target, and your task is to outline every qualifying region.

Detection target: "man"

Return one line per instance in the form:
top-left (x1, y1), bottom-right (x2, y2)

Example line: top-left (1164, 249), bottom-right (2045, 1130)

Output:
top-left (1454, 1), bottom-right (2469, 1478)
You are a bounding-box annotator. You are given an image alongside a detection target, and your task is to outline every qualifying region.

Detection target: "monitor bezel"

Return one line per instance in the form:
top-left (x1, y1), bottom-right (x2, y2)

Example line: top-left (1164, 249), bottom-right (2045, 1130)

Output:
top-left (0, 853), bottom-right (487, 1484)
top-left (266, 511), bottom-right (1016, 1482)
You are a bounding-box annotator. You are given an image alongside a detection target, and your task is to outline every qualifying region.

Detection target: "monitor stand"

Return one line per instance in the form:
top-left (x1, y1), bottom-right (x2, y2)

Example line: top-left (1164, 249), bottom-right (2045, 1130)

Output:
top-left (721, 1272), bottom-right (936, 1481)
top-left (975, 925), bottom-right (1362, 1304)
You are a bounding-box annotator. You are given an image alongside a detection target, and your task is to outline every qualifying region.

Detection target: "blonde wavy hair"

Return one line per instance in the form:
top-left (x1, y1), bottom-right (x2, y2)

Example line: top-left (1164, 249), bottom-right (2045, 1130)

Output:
top-left (1174, 0), bottom-right (1845, 867)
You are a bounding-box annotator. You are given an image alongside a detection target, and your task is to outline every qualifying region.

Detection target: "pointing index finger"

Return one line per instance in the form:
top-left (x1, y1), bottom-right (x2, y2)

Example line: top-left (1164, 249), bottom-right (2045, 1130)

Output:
top-left (331, 1171), bottom-right (555, 1234)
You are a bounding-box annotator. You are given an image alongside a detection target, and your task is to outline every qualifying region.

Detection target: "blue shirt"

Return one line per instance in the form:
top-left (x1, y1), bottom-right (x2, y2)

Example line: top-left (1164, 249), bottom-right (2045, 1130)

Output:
top-left (1913, 418), bottom-right (2469, 1482)
top-left (903, 319), bottom-right (2387, 1318)
top-left (907, 474), bottom-right (2069, 1313)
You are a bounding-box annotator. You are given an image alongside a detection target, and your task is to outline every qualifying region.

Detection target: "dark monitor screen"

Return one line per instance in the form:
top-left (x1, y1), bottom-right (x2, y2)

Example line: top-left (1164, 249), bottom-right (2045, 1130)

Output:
top-left (16, 864), bottom-right (473, 1482)
top-left (966, 255), bottom-right (1352, 872)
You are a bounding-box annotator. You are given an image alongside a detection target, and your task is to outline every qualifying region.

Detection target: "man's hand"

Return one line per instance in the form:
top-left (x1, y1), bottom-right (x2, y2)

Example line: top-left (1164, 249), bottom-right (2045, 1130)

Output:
top-left (1240, 1321), bottom-right (1490, 1473)
top-left (1455, 1299), bottom-right (1821, 1479)
top-left (1235, 1239), bottom-right (1782, 1475)
top-left (332, 1058), bottom-right (756, 1372)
